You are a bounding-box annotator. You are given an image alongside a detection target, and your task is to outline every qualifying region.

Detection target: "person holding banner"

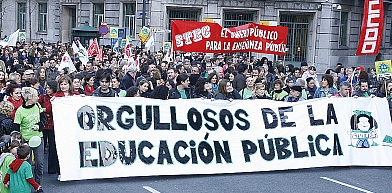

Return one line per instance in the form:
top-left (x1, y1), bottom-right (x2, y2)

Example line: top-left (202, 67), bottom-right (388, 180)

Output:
top-left (270, 79), bottom-right (288, 101)
top-left (284, 86), bottom-right (305, 102)
top-left (91, 73), bottom-right (118, 97)
top-left (192, 78), bottom-right (213, 99)
top-left (352, 79), bottom-right (371, 98)
top-left (314, 74), bottom-right (338, 98)
top-left (215, 79), bottom-right (241, 101)
top-left (168, 74), bottom-right (192, 99)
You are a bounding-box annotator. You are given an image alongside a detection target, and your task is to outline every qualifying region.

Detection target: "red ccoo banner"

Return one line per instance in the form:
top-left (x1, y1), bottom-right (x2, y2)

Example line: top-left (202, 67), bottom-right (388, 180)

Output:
top-left (356, 0), bottom-right (384, 55)
top-left (171, 20), bottom-right (288, 55)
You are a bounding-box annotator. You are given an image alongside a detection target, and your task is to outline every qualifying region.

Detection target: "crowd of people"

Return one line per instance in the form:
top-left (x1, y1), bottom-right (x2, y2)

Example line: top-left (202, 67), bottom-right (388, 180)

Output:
top-left (0, 40), bottom-right (389, 192)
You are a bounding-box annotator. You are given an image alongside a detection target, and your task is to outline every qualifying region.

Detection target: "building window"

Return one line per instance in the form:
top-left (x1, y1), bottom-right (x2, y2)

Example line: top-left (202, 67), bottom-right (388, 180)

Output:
top-left (223, 12), bottom-right (254, 28)
top-left (17, 3), bottom-right (26, 30)
top-left (167, 9), bottom-right (199, 41)
top-left (93, 3), bottom-right (104, 28)
top-left (339, 12), bottom-right (349, 47)
top-left (38, 3), bottom-right (47, 32)
top-left (123, 3), bottom-right (136, 36)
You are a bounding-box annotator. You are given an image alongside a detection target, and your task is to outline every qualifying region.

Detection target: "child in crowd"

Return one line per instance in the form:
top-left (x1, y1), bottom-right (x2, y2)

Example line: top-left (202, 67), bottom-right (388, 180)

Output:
top-left (3, 144), bottom-right (43, 193)
top-left (0, 138), bottom-right (20, 193)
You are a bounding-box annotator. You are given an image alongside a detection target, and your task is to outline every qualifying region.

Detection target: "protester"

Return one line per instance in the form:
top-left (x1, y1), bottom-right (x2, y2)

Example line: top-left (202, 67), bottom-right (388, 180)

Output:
top-left (3, 144), bottom-right (43, 193)
top-left (239, 76), bottom-right (255, 100)
top-left (0, 138), bottom-right (19, 193)
top-left (138, 79), bottom-right (151, 98)
top-left (284, 86), bottom-right (305, 102)
top-left (215, 79), bottom-right (241, 101)
top-left (38, 80), bottom-right (58, 174)
top-left (352, 79), bottom-right (371, 97)
top-left (249, 83), bottom-right (269, 99)
top-left (125, 86), bottom-right (140, 97)
top-left (334, 81), bottom-right (351, 97)
top-left (5, 83), bottom-right (22, 120)
top-left (149, 85), bottom-right (169, 100)
top-left (193, 78), bottom-right (213, 99)
top-left (111, 75), bottom-right (126, 97)
top-left (270, 79), bottom-right (288, 101)
top-left (54, 76), bottom-right (79, 97)
top-left (168, 74), bottom-right (192, 99)
top-left (14, 87), bottom-right (46, 185)
top-left (0, 101), bottom-right (15, 137)
top-left (91, 72), bottom-right (117, 97)
top-left (122, 65), bottom-right (137, 89)
top-left (207, 72), bottom-right (219, 94)
top-left (302, 66), bottom-right (319, 87)
top-left (83, 74), bottom-right (95, 96)
top-left (314, 74), bottom-right (338, 98)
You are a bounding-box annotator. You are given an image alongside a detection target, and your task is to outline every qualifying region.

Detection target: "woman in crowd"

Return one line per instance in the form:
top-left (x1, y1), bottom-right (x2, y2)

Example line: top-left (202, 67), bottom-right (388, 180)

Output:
top-left (111, 75), bottom-right (126, 97)
top-left (14, 87), bottom-right (46, 185)
top-left (193, 78), bottom-right (213, 99)
top-left (84, 74), bottom-right (95, 96)
top-left (138, 79), bottom-right (151, 98)
top-left (8, 72), bottom-right (21, 85)
top-left (301, 66), bottom-right (319, 87)
top-left (26, 77), bottom-right (45, 96)
top-left (0, 101), bottom-right (15, 137)
top-left (215, 79), bottom-right (241, 101)
top-left (314, 74), bottom-right (338, 98)
top-left (72, 74), bottom-right (85, 94)
top-left (224, 72), bottom-right (236, 86)
top-left (306, 77), bottom-right (317, 99)
top-left (0, 70), bottom-right (6, 91)
top-left (35, 66), bottom-right (48, 88)
top-left (207, 72), bottom-right (219, 94)
top-left (249, 83), bottom-right (269, 99)
top-left (331, 72), bottom-right (340, 90)
top-left (38, 80), bottom-right (58, 174)
top-left (270, 79), bottom-right (288, 101)
top-left (54, 76), bottom-right (80, 97)
top-left (5, 83), bottom-right (22, 120)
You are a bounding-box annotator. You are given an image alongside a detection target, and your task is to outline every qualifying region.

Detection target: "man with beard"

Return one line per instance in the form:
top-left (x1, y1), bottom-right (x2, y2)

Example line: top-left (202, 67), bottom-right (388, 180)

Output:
top-left (352, 79), bottom-right (372, 97)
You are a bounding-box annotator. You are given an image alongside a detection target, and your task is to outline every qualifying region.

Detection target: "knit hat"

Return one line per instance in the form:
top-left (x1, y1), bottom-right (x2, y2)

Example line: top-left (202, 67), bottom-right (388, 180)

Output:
top-left (300, 61), bottom-right (308, 67)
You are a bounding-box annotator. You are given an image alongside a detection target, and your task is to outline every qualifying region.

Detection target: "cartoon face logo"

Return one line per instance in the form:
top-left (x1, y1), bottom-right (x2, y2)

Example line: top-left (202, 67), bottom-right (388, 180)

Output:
top-left (349, 110), bottom-right (378, 148)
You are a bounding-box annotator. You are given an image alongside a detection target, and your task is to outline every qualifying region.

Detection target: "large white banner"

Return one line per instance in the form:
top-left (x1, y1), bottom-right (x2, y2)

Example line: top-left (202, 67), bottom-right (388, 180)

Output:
top-left (52, 97), bottom-right (392, 181)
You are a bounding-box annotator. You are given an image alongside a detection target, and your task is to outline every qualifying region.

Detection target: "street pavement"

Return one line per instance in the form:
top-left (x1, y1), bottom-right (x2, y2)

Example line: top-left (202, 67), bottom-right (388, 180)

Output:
top-left (41, 153), bottom-right (392, 193)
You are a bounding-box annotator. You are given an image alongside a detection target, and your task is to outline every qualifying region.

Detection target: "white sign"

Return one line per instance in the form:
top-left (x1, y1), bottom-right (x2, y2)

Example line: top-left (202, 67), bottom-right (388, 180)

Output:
top-left (52, 97), bottom-right (392, 181)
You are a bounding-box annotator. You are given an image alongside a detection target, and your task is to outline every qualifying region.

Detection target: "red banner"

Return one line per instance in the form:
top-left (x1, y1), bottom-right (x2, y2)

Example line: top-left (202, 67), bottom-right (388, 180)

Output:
top-left (171, 20), bottom-right (288, 55)
top-left (356, 0), bottom-right (384, 55)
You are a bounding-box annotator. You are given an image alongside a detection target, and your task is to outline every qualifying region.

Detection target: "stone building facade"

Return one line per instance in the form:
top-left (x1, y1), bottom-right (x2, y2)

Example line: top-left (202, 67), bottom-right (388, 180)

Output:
top-left (0, 0), bottom-right (391, 70)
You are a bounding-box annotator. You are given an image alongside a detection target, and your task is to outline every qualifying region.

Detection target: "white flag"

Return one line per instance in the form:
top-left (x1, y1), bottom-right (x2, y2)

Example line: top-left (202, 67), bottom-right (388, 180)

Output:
top-left (145, 35), bottom-right (154, 51)
top-left (163, 44), bottom-right (173, 62)
top-left (72, 41), bottom-right (79, 53)
top-left (58, 52), bottom-right (76, 73)
top-left (77, 41), bottom-right (89, 65)
top-left (0, 29), bottom-right (20, 47)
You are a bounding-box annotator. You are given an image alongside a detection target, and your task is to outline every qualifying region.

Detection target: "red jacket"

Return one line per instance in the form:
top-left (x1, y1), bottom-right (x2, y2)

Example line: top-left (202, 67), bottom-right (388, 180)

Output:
top-left (38, 94), bottom-right (54, 130)
top-left (8, 97), bottom-right (23, 120)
